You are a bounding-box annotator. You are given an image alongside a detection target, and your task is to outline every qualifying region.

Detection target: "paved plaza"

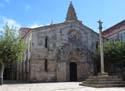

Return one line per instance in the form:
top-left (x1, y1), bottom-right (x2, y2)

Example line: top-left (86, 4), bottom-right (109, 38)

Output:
top-left (0, 82), bottom-right (125, 91)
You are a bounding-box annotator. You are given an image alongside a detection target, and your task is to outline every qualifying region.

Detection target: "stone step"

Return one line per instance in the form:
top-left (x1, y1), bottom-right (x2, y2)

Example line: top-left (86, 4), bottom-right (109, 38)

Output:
top-left (86, 76), bottom-right (122, 81)
top-left (82, 80), bottom-right (125, 84)
top-left (86, 78), bottom-right (122, 81)
top-left (80, 75), bottom-right (125, 87)
top-left (88, 75), bottom-right (120, 79)
top-left (80, 83), bottom-right (125, 88)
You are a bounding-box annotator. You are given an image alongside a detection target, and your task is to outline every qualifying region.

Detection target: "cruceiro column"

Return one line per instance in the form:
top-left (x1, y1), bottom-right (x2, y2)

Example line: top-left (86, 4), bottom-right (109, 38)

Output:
top-left (98, 20), bottom-right (105, 74)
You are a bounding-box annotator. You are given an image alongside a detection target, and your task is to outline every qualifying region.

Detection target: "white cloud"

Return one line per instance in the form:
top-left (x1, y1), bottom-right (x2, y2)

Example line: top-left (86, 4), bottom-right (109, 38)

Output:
top-left (3, 17), bottom-right (21, 29)
top-left (0, 16), bottom-right (21, 32)
top-left (29, 23), bottom-right (43, 28)
top-left (29, 22), bottom-right (52, 28)
top-left (0, 16), bottom-right (22, 36)
top-left (25, 4), bottom-right (31, 12)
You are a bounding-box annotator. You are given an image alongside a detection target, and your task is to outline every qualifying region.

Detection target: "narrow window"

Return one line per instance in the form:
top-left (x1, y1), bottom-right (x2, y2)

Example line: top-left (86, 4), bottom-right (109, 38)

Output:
top-left (45, 36), bottom-right (48, 48)
top-left (45, 59), bottom-right (48, 72)
top-left (96, 41), bottom-right (98, 49)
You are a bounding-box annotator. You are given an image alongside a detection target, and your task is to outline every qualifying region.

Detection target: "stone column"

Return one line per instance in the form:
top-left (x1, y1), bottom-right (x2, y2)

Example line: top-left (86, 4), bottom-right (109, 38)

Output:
top-left (98, 20), bottom-right (105, 74)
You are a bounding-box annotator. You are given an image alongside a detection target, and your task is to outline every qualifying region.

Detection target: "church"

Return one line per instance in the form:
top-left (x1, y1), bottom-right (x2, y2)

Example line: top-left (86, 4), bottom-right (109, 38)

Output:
top-left (5, 2), bottom-right (98, 82)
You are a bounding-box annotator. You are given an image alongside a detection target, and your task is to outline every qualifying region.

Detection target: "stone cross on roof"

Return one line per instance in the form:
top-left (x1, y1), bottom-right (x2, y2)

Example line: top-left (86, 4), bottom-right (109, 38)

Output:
top-left (98, 20), bottom-right (103, 30)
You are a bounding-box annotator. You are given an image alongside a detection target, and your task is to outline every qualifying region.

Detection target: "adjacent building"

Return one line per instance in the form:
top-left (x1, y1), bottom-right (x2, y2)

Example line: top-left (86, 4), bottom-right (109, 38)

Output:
top-left (102, 20), bottom-right (125, 77)
top-left (103, 20), bottom-right (125, 42)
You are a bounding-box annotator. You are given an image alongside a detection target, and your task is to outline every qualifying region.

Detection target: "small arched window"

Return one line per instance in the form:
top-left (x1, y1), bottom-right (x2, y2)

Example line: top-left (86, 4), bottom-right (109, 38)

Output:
top-left (45, 36), bottom-right (48, 48)
top-left (45, 59), bottom-right (48, 72)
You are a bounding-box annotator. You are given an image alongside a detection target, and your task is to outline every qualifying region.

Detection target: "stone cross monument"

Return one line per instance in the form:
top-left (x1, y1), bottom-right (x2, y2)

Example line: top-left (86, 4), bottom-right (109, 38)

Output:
top-left (98, 20), bottom-right (105, 75)
top-left (81, 21), bottom-right (124, 87)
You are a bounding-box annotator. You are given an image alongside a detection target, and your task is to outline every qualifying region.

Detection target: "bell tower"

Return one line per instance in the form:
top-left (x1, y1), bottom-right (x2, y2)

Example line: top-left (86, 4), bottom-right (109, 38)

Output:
top-left (66, 2), bottom-right (78, 21)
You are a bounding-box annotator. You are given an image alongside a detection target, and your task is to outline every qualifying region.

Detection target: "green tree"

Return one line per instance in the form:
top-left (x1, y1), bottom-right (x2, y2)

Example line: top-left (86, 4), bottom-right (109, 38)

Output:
top-left (0, 25), bottom-right (25, 85)
top-left (93, 41), bottom-right (125, 74)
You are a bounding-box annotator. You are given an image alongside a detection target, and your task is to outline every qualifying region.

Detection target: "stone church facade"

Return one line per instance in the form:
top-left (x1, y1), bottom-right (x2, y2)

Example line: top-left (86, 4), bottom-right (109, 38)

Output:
top-left (16, 2), bottom-right (99, 82)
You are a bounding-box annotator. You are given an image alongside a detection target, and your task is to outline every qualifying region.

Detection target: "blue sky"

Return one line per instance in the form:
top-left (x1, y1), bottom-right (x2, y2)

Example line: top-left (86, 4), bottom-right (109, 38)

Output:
top-left (0, 0), bottom-right (125, 32)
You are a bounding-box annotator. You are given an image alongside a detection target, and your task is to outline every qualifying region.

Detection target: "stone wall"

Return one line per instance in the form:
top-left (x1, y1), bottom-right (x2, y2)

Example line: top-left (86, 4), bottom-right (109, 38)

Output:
top-left (29, 21), bottom-right (98, 82)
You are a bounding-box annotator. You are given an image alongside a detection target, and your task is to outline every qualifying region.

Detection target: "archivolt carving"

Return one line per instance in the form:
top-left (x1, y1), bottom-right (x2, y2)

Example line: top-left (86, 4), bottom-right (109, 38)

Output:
top-left (57, 44), bottom-right (86, 62)
top-left (68, 29), bottom-right (81, 41)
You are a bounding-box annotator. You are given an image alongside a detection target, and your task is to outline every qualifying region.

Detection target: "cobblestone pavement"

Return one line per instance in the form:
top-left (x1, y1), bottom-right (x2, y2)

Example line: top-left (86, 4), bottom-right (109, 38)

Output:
top-left (0, 82), bottom-right (125, 91)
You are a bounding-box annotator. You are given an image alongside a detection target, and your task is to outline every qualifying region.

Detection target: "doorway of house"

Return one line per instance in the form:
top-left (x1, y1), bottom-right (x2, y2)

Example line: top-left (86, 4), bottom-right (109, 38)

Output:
top-left (69, 62), bottom-right (77, 81)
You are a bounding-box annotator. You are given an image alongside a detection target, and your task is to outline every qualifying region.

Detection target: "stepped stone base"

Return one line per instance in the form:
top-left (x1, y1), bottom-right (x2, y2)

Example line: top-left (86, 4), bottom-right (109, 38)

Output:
top-left (80, 74), bottom-right (125, 88)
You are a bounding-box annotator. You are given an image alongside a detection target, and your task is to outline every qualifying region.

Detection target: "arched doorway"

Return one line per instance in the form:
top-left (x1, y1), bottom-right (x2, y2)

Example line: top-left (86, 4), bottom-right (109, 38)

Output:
top-left (69, 62), bottom-right (77, 81)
